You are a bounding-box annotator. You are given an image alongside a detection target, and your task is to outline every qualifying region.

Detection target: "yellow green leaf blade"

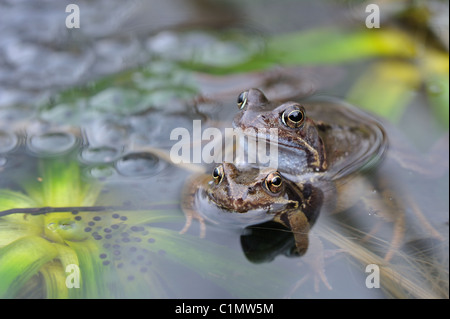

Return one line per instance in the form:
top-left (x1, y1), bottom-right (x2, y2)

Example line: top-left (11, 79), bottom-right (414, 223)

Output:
top-left (23, 158), bottom-right (101, 207)
top-left (39, 262), bottom-right (69, 299)
top-left (182, 28), bottom-right (417, 75)
top-left (0, 189), bottom-right (37, 210)
top-left (426, 73), bottom-right (449, 129)
top-left (346, 61), bottom-right (421, 122)
top-left (0, 221), bottom-right (43, 247)
top-left (0, 190), bottom-right (44, 245)
top-left (266, 28), bottom-right (416, 66)
top-left (65, 240), bottom-right (112, 298)
top-left (0, 236), bottom-right (59, 298)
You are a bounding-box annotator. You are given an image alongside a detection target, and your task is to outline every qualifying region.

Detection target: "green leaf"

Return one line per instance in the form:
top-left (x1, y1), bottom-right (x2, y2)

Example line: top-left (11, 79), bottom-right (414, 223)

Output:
top-left (0, 190), bottom-right (43, 246)
top-left (39, 262), bottom-right (69, 299)
top-left (181, 28), bottom-right (416, 74)
top-left (266, 28), bottom-right (415, 65)
top-left (22, 158), bottom-right (101, 208)
top-left (346, 61), bottom-right (421, 122)
top-left (426, 73), bottom-right (449, 128)
top-left (0, 236), bottom-right (59, 298)
top-left (0, 189), bottom-right (37, 210)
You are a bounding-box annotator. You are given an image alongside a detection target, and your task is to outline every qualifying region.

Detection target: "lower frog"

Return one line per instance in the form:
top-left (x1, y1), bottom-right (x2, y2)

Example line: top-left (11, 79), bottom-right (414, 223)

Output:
top-left (181, 162), bottom-right (325, 256)
top-left (181, 161), bottom-right (338, 290)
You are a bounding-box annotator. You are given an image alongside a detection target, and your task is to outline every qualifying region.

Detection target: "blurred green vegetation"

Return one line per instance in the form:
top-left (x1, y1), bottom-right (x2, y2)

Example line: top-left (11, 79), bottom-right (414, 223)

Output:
top-left (0, 157), bottom-right (294, 298)
top-left (178, 25), bottom-right (448, 127)
top-left (43, 13), bottom-right (449, 129)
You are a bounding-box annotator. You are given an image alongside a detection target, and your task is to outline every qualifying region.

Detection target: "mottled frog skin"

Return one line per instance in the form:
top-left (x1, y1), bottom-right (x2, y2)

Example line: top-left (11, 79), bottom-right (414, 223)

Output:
top-left (233, 88), bottom-right (387, 181)
top-left (181, 162), bottom-right (324, 255)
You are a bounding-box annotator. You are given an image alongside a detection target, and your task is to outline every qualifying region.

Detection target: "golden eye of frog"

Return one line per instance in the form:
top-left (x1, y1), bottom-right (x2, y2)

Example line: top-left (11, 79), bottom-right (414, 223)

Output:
top-left (233, 88), bottom-right (387, 180)
top-left (182, 162), bottom-right (324, 255)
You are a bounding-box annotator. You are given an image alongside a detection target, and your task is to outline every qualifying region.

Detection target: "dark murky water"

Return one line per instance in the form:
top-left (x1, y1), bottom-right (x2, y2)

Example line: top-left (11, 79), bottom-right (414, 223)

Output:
top-left (0, 0), bottom-right (448, 299)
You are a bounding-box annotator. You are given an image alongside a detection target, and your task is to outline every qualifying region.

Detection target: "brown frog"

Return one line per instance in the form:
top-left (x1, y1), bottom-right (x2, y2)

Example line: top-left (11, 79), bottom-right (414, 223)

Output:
top-left (181, 162), bottom-right (325, 256)
top-left (233, 88), bottom-right (388, 180)
top-left (234, 88), bottom-right (448, 180)
top-left (232, 88), bottom-right (448, 260)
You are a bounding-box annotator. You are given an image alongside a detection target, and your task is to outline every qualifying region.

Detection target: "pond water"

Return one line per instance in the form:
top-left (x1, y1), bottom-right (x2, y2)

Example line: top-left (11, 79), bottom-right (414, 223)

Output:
top-left (0, 0), bottom-right (448, 299)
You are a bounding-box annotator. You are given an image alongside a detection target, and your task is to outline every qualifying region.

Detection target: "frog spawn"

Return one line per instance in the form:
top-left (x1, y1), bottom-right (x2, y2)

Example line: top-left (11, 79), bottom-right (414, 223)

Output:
top-left (60, 208), bottom-right (171, 297)
top-left (0, 123), bottom-right (184, 297)
top-left (0, 130), bottom-right (19, 168)
top-left (23, 130), bottom-right (168, 179)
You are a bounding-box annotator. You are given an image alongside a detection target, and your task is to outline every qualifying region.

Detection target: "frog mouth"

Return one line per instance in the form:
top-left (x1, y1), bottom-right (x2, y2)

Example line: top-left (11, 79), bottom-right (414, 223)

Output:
top-left (198, 191), bottom-right (276, 227)
top-left (206, 189), bottom-right (299, 216)
top-left (231, 126), bottom-right (325, 172)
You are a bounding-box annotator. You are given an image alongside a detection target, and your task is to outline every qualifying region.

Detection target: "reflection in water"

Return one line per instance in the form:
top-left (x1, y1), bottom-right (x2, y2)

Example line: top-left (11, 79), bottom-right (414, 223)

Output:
top-left (241, 221), bottom-right (298, 263)
top-left (0, 130), bottom-right (19, 153)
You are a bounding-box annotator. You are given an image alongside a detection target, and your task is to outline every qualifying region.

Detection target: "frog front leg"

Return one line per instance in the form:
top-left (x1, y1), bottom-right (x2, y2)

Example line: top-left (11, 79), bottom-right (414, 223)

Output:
top-left (180, 174), bottom-right (210, 237)
top-left (275, 181), bottom-right (325, 255)
top-left (275, 209), bottom-right (311, 256)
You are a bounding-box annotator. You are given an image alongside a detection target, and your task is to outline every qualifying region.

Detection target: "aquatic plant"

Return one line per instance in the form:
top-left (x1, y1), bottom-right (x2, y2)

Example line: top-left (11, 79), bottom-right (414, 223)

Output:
top-left (0, 157), bottom-right (292, 298)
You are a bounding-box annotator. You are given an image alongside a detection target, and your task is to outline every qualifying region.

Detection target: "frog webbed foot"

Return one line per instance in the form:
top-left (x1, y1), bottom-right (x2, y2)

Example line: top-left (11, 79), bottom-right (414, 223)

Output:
top-left (179, 210), bottom-right (206, 238)
top-left (287, 235), bottom-right (343, 295)
top-left (180, 174), bottom-right (208, 238)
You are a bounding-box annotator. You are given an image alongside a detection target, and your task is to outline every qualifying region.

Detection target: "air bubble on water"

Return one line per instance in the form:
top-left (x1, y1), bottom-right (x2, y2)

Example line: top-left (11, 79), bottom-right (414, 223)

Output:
top-left (80, 146), bottom-right (120, 164)
top-left (86, 165), bottom-right (116, 179)
top-left (28, 131), bottom-right (77, 156)
top-left (0, 130), bottom-right (19, 153)
top-left (115, 152), bottom-right (165, 177)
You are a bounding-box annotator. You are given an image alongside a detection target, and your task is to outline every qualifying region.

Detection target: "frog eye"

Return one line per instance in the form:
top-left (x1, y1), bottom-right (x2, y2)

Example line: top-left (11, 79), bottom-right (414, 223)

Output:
top-left (281, 105), bottom-right (305, 128)
top-left (212, 165), bottom-right (224, 185)
top-left (237, 91), bottom-right (248, 110)
top-left (265, 172), bottom-right (283, 194)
